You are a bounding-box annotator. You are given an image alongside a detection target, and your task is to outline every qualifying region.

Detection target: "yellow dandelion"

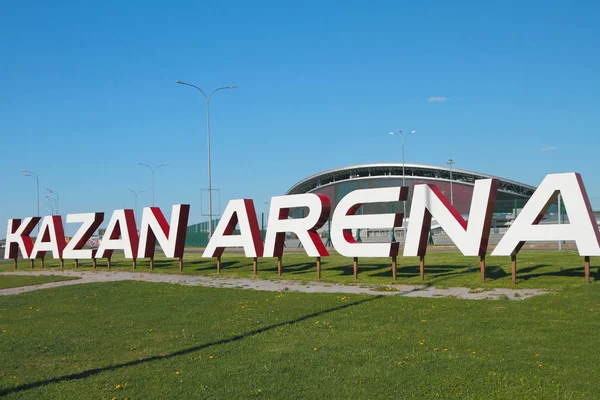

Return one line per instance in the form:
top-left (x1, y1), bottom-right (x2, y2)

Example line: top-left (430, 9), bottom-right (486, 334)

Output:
top-left (258, 388), bottom-right (262, 393)
top-left (209, 355), bottom-right (214, 359)
top-left (116, 384), bottom-right (121, 389)
top-left (535, 354), bottom-right (540, 357)
top-left (35, 309), bottom-right (40, 312)
top-left (241, 306), bottom-right (245, 309)
top-left (313, 347), bottom-right (318, 351)
top-left (443, 348), bottom-right (448, 352)
top-left (419, 340), bottom-right (425, 345)
top-left (472, 351), bottom-right (477, 355)
top-left (175, 371), bottom-right (181, 375)
top-left (421, 320), bottom-right (427, 323)
top-left (29, 306), bottom-right (33, 310)
top-left (538, 364), bottom-right (542, 367)
top-left (2, 329), bottom-right (6, 333)
top-left (397, 362), bottom-right (402, 365)
top-left (433, 348), bottom-right (439, 351)
top-left (315, 321), bottom-right (319, 324)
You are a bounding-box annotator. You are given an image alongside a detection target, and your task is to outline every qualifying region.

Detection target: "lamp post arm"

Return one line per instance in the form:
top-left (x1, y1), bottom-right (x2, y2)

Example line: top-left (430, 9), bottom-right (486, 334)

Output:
top-left (137, 163), bottom-right (153, 173)
top-left (176, 81), bottom-right (208, 100)
top-left (207, 87), bottom-right (235, 102)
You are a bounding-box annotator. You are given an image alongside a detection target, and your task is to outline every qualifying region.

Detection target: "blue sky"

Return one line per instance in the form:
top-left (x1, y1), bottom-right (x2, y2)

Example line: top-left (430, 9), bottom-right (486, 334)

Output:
top-left (1, 0), bottom-right (599, 236)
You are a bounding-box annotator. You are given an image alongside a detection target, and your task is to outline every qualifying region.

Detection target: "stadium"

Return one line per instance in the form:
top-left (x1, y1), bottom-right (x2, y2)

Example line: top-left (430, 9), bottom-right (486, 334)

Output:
top-left (286, 162), bottom-right (536, 214)
top-left (186, 162), bottom-right (567, 246)
top-left (284, 162), bottom-right (559, 243)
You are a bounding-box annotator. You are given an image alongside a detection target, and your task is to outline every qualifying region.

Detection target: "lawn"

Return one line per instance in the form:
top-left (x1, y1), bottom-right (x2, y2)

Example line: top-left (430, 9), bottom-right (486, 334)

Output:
top-left (0, 280), bottom-right (599, 399)
top-left (0, 275), bottom-right (78, 290)
top-left (3, 250), bottom-right (597, 289)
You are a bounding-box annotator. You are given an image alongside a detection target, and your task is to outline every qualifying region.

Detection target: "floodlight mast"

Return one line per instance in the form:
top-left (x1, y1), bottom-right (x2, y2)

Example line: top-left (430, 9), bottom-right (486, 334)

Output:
top-left (446, 159), bottom-right (456, 206)
top-left (389, 130), bottom-right (417, 232)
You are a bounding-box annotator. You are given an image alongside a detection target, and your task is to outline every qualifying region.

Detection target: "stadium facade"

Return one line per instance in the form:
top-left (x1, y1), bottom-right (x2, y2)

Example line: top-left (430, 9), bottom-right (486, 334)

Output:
top-left (287, 163), bottom-right (537, 215)
top-left (185, 162), bottom-right (574, 246)
top-left (285, 163), bottom-right (550, 239)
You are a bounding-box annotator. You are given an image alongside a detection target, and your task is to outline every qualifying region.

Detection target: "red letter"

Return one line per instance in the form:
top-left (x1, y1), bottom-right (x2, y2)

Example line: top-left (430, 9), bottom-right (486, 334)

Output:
top-left (203, 200), bottom-right (263, 258)
top-left (4, 217), bottom-right (40, 259)
top-left (96, 210), bottom-right (139, 259)
top-left (137, 205), bottom-right (190, 258)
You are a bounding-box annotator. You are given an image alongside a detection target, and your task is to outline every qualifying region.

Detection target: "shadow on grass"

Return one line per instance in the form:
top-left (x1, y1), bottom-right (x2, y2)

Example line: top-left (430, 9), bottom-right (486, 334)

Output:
top-left (0, 296), bottom-right (383, 397)
top-left (367, 264), bottom-right (468, 280)
top-left (279, 262), bottom-right (325, 275)
top-left (485, 265), bottom-right (509, 280)
top-left (515, 264), bottom-right (551, 274)
top-left (518, 266), bottom-right (599, 282)
top-left (252, 261), bottom-right (325, 276)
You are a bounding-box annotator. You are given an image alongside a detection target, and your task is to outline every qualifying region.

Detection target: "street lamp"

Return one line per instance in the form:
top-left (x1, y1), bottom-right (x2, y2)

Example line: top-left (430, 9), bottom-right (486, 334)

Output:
top-left (21, 169), bottom-right (40, 233)
top-left (45, 196), bottom-right (57, 215)
top-left (176, 80), bottom-right (237, 238)
top-left (129, 190), bottom-right (145, 226)
top-left (137, 163), bottom-right (168, 206)
top-left (40, 202), bottom-right (53, 216)
top-left (446, 159), bottom-right (455, 206)
top-left (389, 130), bottom-right (416, 230)
top-left (46, 188), bottom-right (60, 215)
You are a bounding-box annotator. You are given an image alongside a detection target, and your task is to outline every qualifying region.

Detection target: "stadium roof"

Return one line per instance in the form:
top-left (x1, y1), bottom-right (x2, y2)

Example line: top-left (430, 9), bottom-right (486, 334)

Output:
top-left (286, 163), bottom-right (537, 198)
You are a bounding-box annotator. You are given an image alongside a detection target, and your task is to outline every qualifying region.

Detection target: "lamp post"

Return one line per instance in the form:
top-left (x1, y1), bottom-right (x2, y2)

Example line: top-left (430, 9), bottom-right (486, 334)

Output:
top-left (389, 130), bottom-right (416, 232)
top-left (46, 188), bottom-right (60, 215)
top-left (176, 80), bottom-right (237, 238)
top-left (21, 169), bottom-right (40, 233)
top-left (446, 159), bottom-right (455, 206)
top-left (558, 194), bottom-right (562, 251)
top-left (45, 196), bottom-right (57, 215)
top-left (137, 163), bottom-right (168, 206)
top-left (129, 190), bottom-right (145, 226)
top-left (40, 202), bottom-right (53, 216)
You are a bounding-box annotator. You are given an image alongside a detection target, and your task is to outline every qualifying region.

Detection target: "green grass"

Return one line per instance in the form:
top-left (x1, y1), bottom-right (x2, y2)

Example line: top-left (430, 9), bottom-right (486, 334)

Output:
top-left (3, 250), bottom-right (597, 289)
top-left (0, 280), bottom-right (599, 399)
top-left (0, 275), bottom-right (78, 290)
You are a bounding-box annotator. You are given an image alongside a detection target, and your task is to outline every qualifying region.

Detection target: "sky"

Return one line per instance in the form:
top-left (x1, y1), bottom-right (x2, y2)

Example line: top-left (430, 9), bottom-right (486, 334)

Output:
top-left (1, 0), bottom-right (599, 237)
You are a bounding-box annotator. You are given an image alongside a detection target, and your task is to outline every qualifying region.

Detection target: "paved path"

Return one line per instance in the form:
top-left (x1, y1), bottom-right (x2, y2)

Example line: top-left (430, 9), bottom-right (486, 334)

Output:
top-left (0, 270), bottom-right (547, 300)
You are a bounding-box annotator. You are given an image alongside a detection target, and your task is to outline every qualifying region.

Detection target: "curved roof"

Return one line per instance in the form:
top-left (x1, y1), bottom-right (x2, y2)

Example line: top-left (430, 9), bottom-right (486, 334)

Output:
top-left (286, 163), bottom-right (536, 198)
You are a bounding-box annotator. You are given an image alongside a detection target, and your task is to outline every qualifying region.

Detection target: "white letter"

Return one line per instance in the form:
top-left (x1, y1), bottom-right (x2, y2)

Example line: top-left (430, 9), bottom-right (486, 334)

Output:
top-left (493, 173), bottom-right (600, 256)
top-left (96, 210), bottom-right (139, 259)
top-left (138, 205), bottom-right (190, 258)
top-left (30, 216), bottom-right (66, 259)
top-left (404, 179), bottom-right (498, 257)
top-left (203, 199), bottom-right (263, 258)
top-left (331, 187), bottom-right (407, 257)
top-left (4, 217), bottom-right (39, 259)
top-left (263, 194), bottom-right (330, 257)
top-left (63, 213), bottom-right (104, 259)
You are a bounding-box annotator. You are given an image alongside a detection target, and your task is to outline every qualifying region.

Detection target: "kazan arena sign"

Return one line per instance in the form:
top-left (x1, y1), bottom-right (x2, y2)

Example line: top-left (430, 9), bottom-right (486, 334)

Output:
top-left (4, 173), bottom-right (599, 283)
